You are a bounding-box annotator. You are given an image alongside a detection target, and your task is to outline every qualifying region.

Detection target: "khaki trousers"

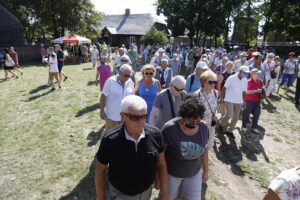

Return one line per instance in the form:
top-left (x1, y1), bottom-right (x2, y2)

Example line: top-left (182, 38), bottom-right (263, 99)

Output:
top-left (219, 102), bottom-right (242, 132)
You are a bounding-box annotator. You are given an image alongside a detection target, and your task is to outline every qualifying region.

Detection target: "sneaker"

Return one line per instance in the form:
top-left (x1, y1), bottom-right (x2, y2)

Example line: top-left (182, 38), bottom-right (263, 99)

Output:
top-left (51, 87), bottom-right (55, 91)
top-left (241, 127), bottom-right (248, 132)
top-left (64, 76), bottom-right (68, 81)
top-left (59, 86), bottom-right (61, 89)
top-left (251, 128), bottom-right (260, 134)
top-left (225, 131), bottom-right (235, 139)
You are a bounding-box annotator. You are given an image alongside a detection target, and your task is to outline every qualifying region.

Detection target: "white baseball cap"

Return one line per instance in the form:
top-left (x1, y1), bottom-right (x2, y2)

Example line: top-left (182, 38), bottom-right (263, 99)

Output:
top-left (196, 61), bottom-right (208, 70)
top-left (239, 65), bottom-right (250, 73)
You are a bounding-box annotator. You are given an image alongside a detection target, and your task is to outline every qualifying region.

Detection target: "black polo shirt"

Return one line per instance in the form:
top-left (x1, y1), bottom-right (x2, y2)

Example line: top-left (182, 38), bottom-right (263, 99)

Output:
top-left (96, 123), bottom-right (164, 196)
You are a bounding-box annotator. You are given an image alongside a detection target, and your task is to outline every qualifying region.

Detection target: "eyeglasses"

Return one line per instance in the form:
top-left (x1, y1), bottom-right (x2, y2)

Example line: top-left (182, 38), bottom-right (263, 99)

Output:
top-left (208, 80), bottom-right (217, 85)
top-left (145, 72), bottom-right (154, 76)
top-left (173, 85), bottom-right (184, 92)
top-left (121, 60), bottom-right (128, 62)
top-left (123, 73), bottom-right (132, 78)
top-left (124, 113), bottom-right (147, 121)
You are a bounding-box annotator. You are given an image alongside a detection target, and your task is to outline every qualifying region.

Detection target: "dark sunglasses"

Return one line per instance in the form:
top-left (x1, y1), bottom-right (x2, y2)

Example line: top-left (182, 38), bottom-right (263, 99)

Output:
top-left (121, 60), bottom-right (128, 62)
top-left (124, 113), bottom-right (147, 121)
top-left (145, 72), bottom-right (154, 76)
top-left (208, 80), bottom-right (217, 85)
top-left (123, 73), bottom-right (132, 78)
top-left (173, 85), bottom-right (184, 92)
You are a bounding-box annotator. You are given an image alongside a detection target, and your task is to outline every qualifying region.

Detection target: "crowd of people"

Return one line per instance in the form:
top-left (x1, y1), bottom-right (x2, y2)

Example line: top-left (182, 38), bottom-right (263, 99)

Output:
top-left (1, 42), bottom-right (299, 199)
top-left (94, 44), bottom-right (300, 200)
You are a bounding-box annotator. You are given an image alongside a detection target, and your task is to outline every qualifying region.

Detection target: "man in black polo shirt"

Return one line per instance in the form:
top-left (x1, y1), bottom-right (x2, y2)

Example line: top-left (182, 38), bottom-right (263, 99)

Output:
top-left (95, 95), bottom-right (168, 200)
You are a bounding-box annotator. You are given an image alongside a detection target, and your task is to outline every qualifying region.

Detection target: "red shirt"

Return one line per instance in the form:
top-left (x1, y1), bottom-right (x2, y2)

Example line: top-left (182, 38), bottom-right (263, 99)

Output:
top-left (245, 78), bottom-right (263, 102)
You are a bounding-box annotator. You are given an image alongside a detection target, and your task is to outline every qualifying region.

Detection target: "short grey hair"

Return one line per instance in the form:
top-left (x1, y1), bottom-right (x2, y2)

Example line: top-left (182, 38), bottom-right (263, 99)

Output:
top-left (171, 75), bottom-right (186, 87)
top-left (161, 58), bottom-right (168, 63)
top-left (225, 61), bottom-right (233, 67)
top-left (121, 95), bottom-right (147, 112)
top-left (120, 64), bottom-right (132, 73)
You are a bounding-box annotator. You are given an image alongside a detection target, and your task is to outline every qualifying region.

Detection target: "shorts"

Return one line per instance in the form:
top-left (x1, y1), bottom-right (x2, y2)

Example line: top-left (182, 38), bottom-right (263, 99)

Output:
top-left (91, 58), bottom-right (98, 65)
top-left (58, 65), bottom-right (63, 73)
top-left (168, 169), bottom-right (203, 200)
top-left (4, 66), bottom-right (14, 70)
top-left (49, 72), bottom-right (59, 81)
top-left (280, 73), bottom-right (294, 87)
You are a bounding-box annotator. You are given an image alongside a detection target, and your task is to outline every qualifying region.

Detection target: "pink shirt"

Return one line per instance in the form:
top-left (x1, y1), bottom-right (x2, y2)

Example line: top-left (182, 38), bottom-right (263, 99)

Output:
top-left (97, 65), bottom-right (111, 91)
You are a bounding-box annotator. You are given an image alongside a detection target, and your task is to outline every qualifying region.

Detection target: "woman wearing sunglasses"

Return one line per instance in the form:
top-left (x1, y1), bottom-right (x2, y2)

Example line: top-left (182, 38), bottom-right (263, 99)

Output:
top-left (194, 70), bottom-right (219, 150)
top-left (135, 64), bottom-right (161, 123)
top-left (161, 95), bottom-right (209, 200)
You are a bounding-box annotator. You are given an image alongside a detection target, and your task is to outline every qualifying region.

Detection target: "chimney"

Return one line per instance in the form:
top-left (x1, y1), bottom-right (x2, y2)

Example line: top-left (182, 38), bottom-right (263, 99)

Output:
top-left (125, 9), bottom-right (130, 15)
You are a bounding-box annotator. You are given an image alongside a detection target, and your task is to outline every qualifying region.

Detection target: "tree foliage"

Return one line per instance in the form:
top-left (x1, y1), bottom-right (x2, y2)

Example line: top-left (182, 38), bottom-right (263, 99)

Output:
top-left (261, 0), bottom-right (300, 41)
top-left (1, 0), bottom-right (102, 43)
top-left (140, 27), bottom-right (169, 45)
top-left (156, 0), bottom-right (245, 45)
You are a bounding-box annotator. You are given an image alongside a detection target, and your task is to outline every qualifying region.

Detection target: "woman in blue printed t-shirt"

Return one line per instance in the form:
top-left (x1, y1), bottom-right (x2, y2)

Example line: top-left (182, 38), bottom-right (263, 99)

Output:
top-left (135, 64), bottom-right (161, 123)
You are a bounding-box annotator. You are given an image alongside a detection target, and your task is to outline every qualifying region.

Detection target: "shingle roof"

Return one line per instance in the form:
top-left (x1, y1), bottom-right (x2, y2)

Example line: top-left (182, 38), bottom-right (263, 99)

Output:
top-left (100, 13), bottom-right (166, 35)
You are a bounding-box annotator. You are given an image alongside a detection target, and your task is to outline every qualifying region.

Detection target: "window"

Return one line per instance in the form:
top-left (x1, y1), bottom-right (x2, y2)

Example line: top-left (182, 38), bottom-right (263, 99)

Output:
top-left (129, 36), bottom-right (136, 44)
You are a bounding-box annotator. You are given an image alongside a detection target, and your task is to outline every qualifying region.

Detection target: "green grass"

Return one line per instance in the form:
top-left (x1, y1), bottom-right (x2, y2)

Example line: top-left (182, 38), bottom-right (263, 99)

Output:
top-left (0, 62), bottom-right (102, 199)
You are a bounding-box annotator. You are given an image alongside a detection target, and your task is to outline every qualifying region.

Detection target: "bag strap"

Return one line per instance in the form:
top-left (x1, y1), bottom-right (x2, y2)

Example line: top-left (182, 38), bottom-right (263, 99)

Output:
top-left (167, 89), bottom-right (176, 118)
top-left (199, 89), bottom-right (216, 116)
top-left (189, 74), bottom-right (195, 92)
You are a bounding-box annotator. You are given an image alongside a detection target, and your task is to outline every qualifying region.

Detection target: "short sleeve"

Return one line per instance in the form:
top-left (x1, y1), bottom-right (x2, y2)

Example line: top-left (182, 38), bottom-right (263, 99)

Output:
top-left (224, 76), bottom-right (232, 89)
top-left (243, 79), bottom-right (248, 91)
top-left (96, 138), bottom-right (110, 164)
top-left (101, 78), bottom-right (111, 96)
top-left (154, 92), bottom-right (163, 109)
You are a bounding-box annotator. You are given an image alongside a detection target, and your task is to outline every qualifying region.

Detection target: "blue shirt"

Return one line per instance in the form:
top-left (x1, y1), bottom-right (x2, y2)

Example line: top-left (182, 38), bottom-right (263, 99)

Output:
top-left (56, 50), bottom-right (64, 67)
top-left (139, 79), bottom-right (157, 123)
top-left (185, 73), bottom-right (201, 93)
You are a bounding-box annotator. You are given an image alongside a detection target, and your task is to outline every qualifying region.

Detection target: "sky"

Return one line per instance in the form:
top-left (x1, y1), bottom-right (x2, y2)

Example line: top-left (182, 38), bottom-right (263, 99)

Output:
top-left (90, 0), bottom-right (166, 21)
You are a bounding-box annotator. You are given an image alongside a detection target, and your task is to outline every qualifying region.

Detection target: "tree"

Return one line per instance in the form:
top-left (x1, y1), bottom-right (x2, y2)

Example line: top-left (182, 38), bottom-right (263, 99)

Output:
top-left (156, 0), bottom-right (245, 46)
top-left (140, 27), bottom-right (168, 45)
top-left (1, 0), bottom-right (102, 43)
top-left (261, 0), bottom-right (300, 41)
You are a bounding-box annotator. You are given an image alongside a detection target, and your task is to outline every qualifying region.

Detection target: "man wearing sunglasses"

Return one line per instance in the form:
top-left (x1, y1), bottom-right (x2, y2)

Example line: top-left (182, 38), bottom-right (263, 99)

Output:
top-left (96, 95), bottom-right (168, 200)
top-left (150, 75), bottom-right (186, 129)
top-left (115, 48), bottom-right (132, 67)
top-left (100, 64), bottom-right (135, 133)
top-left (155, 58), bottom-right (173, 89)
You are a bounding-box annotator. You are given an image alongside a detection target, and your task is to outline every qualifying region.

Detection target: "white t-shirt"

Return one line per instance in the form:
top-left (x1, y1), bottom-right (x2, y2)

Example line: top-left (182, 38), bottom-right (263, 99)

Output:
top-left (234, 60), bottom-right (249, 72)
top-left (269, 168), bottom-right (300, 200)
top-left (101, 75), bottom-right (134, 121)
top-left (284, 59), bottom-right (296, 74)
top-left (49, 56), bottom-right (58, 73)
top-left (91, 49), bottom-right (99, 59)
top-left (262, 60), bottom-right (275, 80)
top-left (224, 74), bottom-right (248, 104)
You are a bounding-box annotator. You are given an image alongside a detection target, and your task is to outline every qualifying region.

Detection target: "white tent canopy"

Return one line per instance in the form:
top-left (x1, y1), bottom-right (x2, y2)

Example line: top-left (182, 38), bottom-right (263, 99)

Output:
top-left (52, 34), bottom-right (91, 44)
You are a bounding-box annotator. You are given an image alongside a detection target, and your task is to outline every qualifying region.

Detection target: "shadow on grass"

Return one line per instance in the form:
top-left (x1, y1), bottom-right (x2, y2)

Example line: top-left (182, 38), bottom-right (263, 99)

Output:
top-left (213, 128), bottom-right (244, 176)
top-left (29, 85), bottom-right (49, 94)
top-left (59, 158), bottom-right (97, 200)
top-left (261, 99), bottom-right (277, 113)
top-left (87, 125), bottom-right (105, 147)
top-left (25, 89), bottom-right (54, 102)
top-left (75, 103), bottom-right (99, 117)
top-left (87, 81), bottom-right (96, 86)
top-left (83, 67), bottom-right (94, 71)
top-left (60, 125), bottom-right (106, 200)
top-left (238, 126), bottom-right (269, 163)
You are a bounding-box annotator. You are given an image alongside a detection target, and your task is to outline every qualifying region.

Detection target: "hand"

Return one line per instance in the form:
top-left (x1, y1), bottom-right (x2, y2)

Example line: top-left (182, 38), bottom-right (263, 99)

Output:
top-left (257, 89), bottom-right (262, 93)
top-left (100, 111), bottom-right (106, 120)
top-left (203, 171), bottom-right (209, 183)
top-left (218, 97), bottom-right (224, 104)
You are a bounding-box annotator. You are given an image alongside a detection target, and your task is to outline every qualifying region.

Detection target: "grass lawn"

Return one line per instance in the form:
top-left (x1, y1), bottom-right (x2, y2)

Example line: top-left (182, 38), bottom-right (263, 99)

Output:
top-left (0, 62), bottom-right (299, 200)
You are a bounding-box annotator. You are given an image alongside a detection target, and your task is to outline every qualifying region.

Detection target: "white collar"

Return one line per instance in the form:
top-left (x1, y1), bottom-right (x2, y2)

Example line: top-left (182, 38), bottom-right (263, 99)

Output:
top-left (124, 129), bottom-right (146, 152)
